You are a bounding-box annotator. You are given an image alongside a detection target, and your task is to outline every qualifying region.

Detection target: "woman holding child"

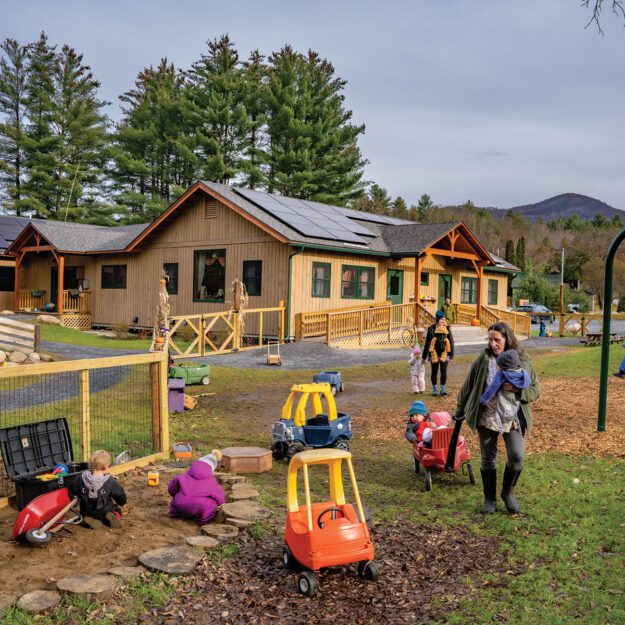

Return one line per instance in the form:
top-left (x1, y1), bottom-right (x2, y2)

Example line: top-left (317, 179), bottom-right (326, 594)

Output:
top-left (453, 322), bottom-right (540, 514)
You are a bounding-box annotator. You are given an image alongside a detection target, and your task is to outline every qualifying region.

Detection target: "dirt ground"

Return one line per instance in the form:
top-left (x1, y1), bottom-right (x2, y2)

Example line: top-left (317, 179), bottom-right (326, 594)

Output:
top-left (1, 360), bottom-right (624, 602)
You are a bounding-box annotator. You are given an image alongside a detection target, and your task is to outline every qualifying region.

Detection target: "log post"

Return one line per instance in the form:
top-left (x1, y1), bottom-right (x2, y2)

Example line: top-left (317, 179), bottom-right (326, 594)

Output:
top-left (57, 254), bottom-right (65, 315)
top-left (150, 362), bottom-right (162, 453)
top-left (79, 369), bottom-right (91, 462)
top-left (278, 299), bottom-right (285, 342)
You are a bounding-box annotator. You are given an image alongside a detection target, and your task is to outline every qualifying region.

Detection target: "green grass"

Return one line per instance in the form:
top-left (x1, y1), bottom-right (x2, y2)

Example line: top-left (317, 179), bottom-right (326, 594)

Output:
top-left (532, 344), bottom-right (625, 377)
top-left (38, 323), bottom-right (152, 351)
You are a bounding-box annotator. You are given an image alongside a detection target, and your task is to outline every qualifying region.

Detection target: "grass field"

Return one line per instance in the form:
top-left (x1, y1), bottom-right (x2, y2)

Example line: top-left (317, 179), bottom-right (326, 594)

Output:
top-left (2, 345), bottom-right (624, 624)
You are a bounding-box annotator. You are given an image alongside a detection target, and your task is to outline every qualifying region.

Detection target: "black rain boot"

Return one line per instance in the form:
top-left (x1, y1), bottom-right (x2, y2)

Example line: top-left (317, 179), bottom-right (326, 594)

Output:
top-left (501, 466), bottom-right (522, 513)
top-left (480, 469), bottom-right (497, 514)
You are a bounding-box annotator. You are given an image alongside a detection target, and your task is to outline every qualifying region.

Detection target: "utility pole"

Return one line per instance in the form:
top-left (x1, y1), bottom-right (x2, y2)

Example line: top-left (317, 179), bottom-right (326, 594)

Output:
top-left (559, 247), bottom-right (565, 315)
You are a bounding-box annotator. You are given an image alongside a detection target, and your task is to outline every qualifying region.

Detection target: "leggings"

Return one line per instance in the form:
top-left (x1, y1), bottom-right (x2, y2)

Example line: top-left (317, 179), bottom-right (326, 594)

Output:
top-left (477, 426), bottom-right (525, 471)
top-left (431, 361), bottom-right (448, 386)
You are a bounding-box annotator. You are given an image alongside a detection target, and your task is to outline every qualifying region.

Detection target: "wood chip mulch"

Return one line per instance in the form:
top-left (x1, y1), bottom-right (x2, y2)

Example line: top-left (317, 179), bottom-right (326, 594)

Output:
top-left (353, 377), bottom-right (625, 458)
top-left (162, 518), bottom-right (510, 625)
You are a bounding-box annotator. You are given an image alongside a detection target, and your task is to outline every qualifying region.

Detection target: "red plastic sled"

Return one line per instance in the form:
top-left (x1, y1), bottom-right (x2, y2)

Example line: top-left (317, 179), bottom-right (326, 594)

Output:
top-left (12, 487), bottom-right (82, 544)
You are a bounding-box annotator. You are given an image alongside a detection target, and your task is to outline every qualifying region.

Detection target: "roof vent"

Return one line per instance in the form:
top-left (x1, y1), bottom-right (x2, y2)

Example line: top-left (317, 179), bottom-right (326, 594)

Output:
top-left (204, 199), bottom-right (218, 219)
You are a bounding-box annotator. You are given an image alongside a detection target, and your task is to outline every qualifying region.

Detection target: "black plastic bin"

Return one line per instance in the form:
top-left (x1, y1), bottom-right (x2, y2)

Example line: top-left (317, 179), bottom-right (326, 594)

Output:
top-left (0, 418), bottom-right (88, 511)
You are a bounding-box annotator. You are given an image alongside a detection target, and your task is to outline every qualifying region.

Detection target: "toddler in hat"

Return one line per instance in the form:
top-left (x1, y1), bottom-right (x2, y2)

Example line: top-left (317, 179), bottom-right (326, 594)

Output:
top-left (480, 349), bottom-right (531, 433)
top-left (168, 449), bottom-right (225, 524)
top-left (408, 343), bottom-right (426, 393)
top-left (405, 400), bottom-right (447, 447)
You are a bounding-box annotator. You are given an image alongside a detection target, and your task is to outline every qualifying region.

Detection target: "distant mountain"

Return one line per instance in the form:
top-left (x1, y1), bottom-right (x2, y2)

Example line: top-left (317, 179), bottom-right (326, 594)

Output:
top-left (499, 193), bottom-right (624, 222)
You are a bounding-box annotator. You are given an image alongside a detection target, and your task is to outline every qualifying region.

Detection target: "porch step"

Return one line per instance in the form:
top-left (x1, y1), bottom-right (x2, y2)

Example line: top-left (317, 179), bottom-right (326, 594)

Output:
top-left (451, 324), bottom-right (488, 347)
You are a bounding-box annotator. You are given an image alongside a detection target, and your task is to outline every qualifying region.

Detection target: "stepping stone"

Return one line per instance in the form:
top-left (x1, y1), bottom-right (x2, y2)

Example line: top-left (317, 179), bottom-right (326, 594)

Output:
top-left (17, 590), bottom-right (61, 614)
top-left (227, 486), bottom-right (259, 501)
top-left (218, 501), bottom-right (271, 523)
top-left (216, 473), bottom-right (247, 485)
top-left (0, 591), bottom-right (17, 611)
top-left (231, 481), bottom-right (254, 491)
top-left (139, 546), bottom-right (203, 575)
top-left (186, 535), bottom-right (220, 549)
top-left (225, 517), bottom-right (253, 529)
top-left (108, 566), bottom-right (144, 578)
top-left (201, 524), bottom-right (239, 541)
top-left (57, 574), bottom-right (118, 601)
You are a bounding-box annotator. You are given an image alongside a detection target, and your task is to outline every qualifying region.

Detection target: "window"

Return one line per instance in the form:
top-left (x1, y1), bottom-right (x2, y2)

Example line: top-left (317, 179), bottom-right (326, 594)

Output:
top-left (194, 249), bottom-right (226, 302)
top-left (420, 272), bottom-right (429, 286)
top-left (312, 262), bottom-right (331, 298)
top-left (0, 266), bottom-right (15, 292)
top-left (242, 260), bottom-right (262, 296)
top-left (163, 263), bottom-right (178, 295)
top-left (461, 276), bottom-right (477, 304)
top-left (101, 265), bottom-right (127, 289)
top-left (488, 279), bottom-right (498, 306)
top-left (341, 265), bottom-right (375, 300)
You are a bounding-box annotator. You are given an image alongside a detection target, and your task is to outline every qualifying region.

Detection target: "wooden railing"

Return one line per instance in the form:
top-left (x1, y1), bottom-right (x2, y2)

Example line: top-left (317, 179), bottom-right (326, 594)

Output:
top-left (0, 316), bottom-right (40, 353)
top-left (457, 304), bottom-right (477, 325)
top-left (488, 307), bottom-right (531, 337)
top-left (62, 290), bottom-right (91, 313)
top-left (480, 306), bottom-right (500, 328)
top-left (326, 302), bottom-right (434, 346)
top-left (19, 289), bottom-right (91, 314)
top-left (558, 312), bottom-right (625, 338)
top-left (166, 305), bottom-right (285, 359)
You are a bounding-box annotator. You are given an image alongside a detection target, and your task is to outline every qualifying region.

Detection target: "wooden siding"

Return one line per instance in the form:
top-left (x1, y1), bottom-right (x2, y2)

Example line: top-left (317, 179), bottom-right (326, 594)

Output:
top-left (0, 258), bottom-right (13, 310)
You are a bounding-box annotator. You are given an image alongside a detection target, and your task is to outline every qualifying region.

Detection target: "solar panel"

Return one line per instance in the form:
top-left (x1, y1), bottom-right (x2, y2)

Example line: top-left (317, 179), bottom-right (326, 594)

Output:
top-left (234, 187), bottom-right (371, 245)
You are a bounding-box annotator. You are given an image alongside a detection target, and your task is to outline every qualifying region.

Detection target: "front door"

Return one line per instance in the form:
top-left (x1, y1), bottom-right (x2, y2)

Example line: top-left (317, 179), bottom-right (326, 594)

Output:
top-left (387, 269), bottom-right (404, 305)
top-left (438, 274), bottom-right (451, 310)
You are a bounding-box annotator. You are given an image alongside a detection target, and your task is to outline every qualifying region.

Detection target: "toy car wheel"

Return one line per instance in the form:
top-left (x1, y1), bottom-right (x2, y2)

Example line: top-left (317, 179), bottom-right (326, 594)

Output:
top-left (467, 462), bottom-right (476, 485)
top-left (424, 469), bottom-right (432, 492)
top-left (25, 529), bottom-right (52, 545)
top-left (286, 444), bottom-right (304, 460)
top-left (283, 545), bottom-right (298, 570)
top-left (357, 560), bottom-right (380, 582)
top-left (272, 442), bottom-right (288, 460)
top-left (413, 456), bottom-right (421, 475)
top-left (331, 385), bottom-right (337, 396)
top-left (201, 376), bottom-right (210, 385)
top-left (340, 382), bottom-right (345, 392)
top-left (298, 571), bottom-right (318, 597)
top-left (333, 438), bottom-right (349, 452)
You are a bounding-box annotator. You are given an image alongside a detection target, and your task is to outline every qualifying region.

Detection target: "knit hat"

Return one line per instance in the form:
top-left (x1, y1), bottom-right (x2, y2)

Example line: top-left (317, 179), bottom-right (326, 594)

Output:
top-left (408, 400), bottom-right (428, 416)
top-left (435, 310), bottom-right (446, 322)
top-left (198, 449), bottom-right (223, 471)
top-left (412, 345), bottom-right (422, 356)
top-left (496, 349), bottom-right (520, 370)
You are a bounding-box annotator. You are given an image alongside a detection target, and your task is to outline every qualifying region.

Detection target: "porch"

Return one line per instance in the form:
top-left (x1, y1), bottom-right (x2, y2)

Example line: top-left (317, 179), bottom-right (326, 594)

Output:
top-left (18, 289), bottom-right (92, 314)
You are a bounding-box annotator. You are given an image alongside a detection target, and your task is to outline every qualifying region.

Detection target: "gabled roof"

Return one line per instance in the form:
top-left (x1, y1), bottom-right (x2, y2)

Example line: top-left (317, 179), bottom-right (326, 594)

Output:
top-left (378, 222), bottom-right (461, 255)
top-left (489, 254), bottom-right (521, 273)
top-left (0, 216), bottom-right (30, 254)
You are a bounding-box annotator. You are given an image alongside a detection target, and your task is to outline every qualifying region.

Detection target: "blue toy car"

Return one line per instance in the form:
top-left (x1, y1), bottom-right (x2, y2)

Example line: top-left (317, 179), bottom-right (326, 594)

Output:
top-left (312, 371), bottom-right (344, 396)
top-left (271, 383), bottom-right (352, 460)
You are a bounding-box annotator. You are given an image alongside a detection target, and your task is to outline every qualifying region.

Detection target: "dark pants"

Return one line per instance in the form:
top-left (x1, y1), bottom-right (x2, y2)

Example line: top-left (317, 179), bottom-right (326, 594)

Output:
top-left (477, 426), bottom-right (525, 471)
top-left (431, 361), bottom-right (448, 386)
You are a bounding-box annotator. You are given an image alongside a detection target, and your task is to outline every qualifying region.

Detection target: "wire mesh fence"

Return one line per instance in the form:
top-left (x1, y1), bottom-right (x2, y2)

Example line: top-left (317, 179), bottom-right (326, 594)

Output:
top-left (0, 353), bottom-right (168, 500)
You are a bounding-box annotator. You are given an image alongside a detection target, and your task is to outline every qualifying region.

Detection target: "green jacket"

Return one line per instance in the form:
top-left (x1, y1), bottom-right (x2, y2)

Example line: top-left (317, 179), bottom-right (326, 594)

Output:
top-left (454, 352), bottom-right (540, 434)
top-left (441, 302), bottom-right (457, 324)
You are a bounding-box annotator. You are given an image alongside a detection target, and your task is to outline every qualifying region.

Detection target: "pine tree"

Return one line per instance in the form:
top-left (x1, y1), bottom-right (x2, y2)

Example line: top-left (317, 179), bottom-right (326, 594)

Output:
top-left (516, 236), bottom-right (526, 271)
top-left (504, 239), bottom-right (516, 265)
top-left (187, 35), bottom-right (249, 184)
top-left (391, 196), bottom-right (408, 219)
top-left (264, 46), bottom-right (365, 204)
top-left (0, 38), bottom-right (29, 215)
top-left (21, 32), bottom-right (58, 218)
top-left (416, 194), bottom-right (434, 221)
top-left (111, 59), bottom-right (197, 221)
top-left (45, 44), bottom-right (109, 221)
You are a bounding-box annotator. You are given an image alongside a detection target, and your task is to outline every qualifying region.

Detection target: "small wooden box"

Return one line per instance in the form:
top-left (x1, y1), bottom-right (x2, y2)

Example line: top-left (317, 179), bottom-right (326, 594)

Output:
top-left (220, 447), bottom-right (272, 474)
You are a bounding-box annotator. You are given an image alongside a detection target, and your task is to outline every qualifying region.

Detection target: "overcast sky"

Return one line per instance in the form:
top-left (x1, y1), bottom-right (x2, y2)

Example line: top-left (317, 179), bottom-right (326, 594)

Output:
top-left (3, 1), bottom-right (625, 209)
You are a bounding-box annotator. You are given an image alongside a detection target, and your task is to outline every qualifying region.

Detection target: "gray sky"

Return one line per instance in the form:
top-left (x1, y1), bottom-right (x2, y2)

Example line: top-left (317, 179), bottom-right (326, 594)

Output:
top-left (3, 0), bottom-right (625, 209)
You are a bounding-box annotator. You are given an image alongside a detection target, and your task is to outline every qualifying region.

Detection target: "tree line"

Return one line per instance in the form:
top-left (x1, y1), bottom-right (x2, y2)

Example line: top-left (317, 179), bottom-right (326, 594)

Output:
top-left (0, 33), bottom-right (369, 223)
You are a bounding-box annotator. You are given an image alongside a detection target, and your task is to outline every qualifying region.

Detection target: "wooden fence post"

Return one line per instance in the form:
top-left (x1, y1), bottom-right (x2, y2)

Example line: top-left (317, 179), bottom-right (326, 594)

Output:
top-left (34, 324), bottom-right (41, 353)
top-left (359, 310), bottom-right (364, 346)
top-left (200, 316), bottom-right (206, 356)
top-left (79, 369), bottom-right (91, 462)
top-left (158, 354), bottom-right (170, 454)
top-left (278, 299), bottom-right (285, 342)
top-left (150, 362), bottom-right (162, 453)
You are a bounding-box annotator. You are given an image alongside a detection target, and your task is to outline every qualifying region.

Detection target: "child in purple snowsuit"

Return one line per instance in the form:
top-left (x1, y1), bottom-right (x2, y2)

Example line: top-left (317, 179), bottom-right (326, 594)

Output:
top-left (168, 450), bottom-right (225, 524)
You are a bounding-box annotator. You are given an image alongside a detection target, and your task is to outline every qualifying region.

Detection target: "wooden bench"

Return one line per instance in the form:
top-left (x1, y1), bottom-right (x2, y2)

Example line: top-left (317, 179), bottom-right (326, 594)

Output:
top-left (581, 332), bottom-right (624, 346)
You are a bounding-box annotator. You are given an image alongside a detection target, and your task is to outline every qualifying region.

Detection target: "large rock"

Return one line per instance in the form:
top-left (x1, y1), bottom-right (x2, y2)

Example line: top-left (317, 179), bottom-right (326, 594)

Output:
top-left (217, 501), bottom-right (271, 523)
top-left (108, 566), bottom-right (144, 578)
top-left (57, 574), bottom-right (117, 601)
top-left (0, 351), bottom-right (6, 364)
top-left (215, 472), bottom-right (247, 486)
top-left (39, 353), bottom-right (54, 362)
top-left (227, 486), bottom-right (260, 502)
top-left (0, 591), bottom-right (17, 611)
top-left (201, 523), bottom-right (239, 541)
top-left (185, 535), bottom-right (220, 549)
top-left (36, 314), bottom-right (62, 326)
top-left (9, 350), bottom-right (28, 363)
top-left (26, 352), bottom-right (41, 364)
top-left (17, 590), bottom-right (61, 613)
top-left (138, 546), bottom-right (203, 574)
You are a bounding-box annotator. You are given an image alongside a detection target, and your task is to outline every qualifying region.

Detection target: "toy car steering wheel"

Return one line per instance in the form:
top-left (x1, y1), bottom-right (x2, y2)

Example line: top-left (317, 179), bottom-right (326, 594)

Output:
top-left (317, 507), bottom-right (345, 528)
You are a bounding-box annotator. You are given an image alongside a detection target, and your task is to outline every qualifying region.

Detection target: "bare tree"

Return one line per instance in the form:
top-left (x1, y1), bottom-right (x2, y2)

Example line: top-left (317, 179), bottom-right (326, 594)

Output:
top-left (582, 0), bottom-right (625, 34)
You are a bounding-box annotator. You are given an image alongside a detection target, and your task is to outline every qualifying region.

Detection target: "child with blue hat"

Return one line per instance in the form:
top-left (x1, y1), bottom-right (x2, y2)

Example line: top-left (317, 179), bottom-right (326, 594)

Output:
top-left (405, 400), bottom-right (434, 446)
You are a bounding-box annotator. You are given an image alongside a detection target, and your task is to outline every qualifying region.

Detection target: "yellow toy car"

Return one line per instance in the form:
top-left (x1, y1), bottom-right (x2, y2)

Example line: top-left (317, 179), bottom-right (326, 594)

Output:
top-left (283, 448), bottom-right (378, 596)
top-left (271, 383), bottom-right (352, 460)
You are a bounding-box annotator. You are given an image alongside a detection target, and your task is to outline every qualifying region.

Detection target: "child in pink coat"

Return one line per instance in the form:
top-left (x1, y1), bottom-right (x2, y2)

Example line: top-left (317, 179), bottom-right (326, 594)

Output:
top-left (168, 450), bottom-right (225, 524)
top-left (409, 344), bottom-right (426, 393)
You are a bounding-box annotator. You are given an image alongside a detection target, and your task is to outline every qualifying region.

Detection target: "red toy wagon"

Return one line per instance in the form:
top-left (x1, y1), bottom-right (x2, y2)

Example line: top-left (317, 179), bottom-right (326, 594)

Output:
top-left (412, 412), bottom-right (475, 491)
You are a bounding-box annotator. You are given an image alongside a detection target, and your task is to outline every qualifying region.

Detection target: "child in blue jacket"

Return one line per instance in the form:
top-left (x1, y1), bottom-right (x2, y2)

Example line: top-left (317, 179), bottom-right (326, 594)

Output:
top-left (480, 349), bottom-right (531, 433)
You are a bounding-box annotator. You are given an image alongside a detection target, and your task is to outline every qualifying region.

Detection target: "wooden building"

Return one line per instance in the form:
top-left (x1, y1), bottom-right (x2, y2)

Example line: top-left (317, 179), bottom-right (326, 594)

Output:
top-left (2, 182), bottom-right (518, 337)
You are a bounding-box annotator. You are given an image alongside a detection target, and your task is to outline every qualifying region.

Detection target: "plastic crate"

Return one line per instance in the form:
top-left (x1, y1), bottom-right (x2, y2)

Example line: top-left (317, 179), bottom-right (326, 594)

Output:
top-left (0, 418), bottom-right (87, 510)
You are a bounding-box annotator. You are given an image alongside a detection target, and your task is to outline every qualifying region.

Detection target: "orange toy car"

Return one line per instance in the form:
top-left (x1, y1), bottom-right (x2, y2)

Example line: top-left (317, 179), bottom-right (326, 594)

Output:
top-left (283, 448), bottom-right (379, 596)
